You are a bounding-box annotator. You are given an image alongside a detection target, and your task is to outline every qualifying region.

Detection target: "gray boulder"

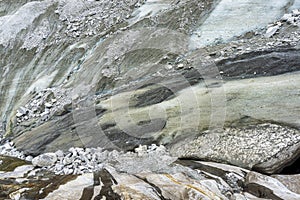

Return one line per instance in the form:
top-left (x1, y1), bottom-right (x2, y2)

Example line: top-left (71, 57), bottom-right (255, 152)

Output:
top-left (272, 174), bottom-right (300, 194)
top-left (245, 171), bottom-right (300, 200)
top-left (32, 153), bottom-right (57, 167)
top-left (170, 123), bottom-right (300, 174)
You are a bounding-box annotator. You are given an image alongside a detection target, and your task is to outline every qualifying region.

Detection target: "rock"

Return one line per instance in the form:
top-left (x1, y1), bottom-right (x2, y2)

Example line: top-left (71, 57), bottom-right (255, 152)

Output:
top-left (17, 107), bottom-right (27, 115)
top-left (62, 155), bottom-right (74, 166)
top-left (25, 156), bottom-right (33, 162)
top-left (3, 142), bottom-right (13, 150)
top-left (265, 25), bottom-right (279, 38)
top-left (101, 68), bottom-right (115, 78)
top-left (1, 150), bottom-right (300, 200)
top-left (292, 9), bottom-right (300, 16)
top-left (134, 145), bottom-right (147, 156)
top-left (26, 144), bottom-right (176, 175)
top-left (16, 112), bottom-right (23, 118)
top-left (231, 193), bottom-right (247, 200)
top-left (0, 3), bottom-right (299, 200)
top-left (272, 174), bottom-right (300, 194)
top-left (32, 153), bottom-right (57, 167)
top-left (245, 171), bottom-right (300, 200)
top-left (177, 63), bottom-right (184, 69)
top-left (243, 192), bottom-right (270, 200)
top-left (53, 164), bottom-right (64, 172)
top-left (55, 150), bottom-right (64, 158)
top-left (44, 102), bottom-right (53, 108)
top-left (9, 188), bottom-right (30, 200)
top-left (281, 13), bottom-right (293, 21)
top-left (63, 168), bottom-right (74, 175)
top-left (165, 64), bottom-right (173, 70)
top-left (178, 160), bottom-right (249, 193)
top-left (42, 173), bottom-right (94, 200)
top-left (171, 123), bottom-right (300, 174)
top-left (1, 164), bottom-right (232, 199)
top-left (0, 165), bottom-right (34, 179)
top-left (135, 171), bottom-right (228, 199)
top-left (0, 141), bottom-right (25, 159)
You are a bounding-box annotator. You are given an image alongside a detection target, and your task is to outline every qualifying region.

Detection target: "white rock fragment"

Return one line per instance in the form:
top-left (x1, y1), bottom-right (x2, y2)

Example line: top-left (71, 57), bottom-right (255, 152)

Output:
top-left (16, 107), bottom-right (27, 117)
top-left (265, 25), bottom-right (279, 38)
top-left (3, 142), bottom-right (13, 150)
top-left (281, 13), bottom-right (293, 21)
top-left (32, 153), bottom-right (57, 167)
top-left (16, 112), bottom-right (24, 118)
top-left (25, 156), bottom-right (33, 162)
top-left (135, 145), bottom-right (147, 157)
top-left (44, 102), bottom-right (53, 108)
top-left (177, 63), bottom-right (184, 69)
top-left (63, 156), bottom-right (74, 166)
top-left (9, 188), bottom-right (30, 200)
top-left (165, 64), bottom-right (173, 70)
top-left (292, 9), bottom-right (300, 16)
top-left (55, 150), bottom-right (64, 158)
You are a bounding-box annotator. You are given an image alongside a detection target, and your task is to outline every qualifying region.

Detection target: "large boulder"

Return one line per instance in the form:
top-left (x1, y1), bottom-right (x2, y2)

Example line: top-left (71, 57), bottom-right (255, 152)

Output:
top-left (170, 123), bottom-right (300, 174)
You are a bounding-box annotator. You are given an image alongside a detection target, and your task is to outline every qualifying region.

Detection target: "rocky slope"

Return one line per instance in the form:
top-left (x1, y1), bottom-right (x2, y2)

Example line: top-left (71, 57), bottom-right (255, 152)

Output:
top-left (1, 0), bottom-right (300, 199)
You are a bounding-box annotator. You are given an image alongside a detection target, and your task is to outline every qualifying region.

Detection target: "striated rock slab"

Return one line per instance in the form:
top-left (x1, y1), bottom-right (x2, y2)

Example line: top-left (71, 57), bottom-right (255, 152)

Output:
top-left (2, 153), bottom-right (300, 200)
top-left (0, 158), bottom-right (225, 199)
top-left (0, 165), bottom-right (33, 179)
top-left (133, 172), bottom-right (227, 199)
top-left (216, 47), bottom-right (300, 79)
top-left (42, 173), bottom-right (97, 200)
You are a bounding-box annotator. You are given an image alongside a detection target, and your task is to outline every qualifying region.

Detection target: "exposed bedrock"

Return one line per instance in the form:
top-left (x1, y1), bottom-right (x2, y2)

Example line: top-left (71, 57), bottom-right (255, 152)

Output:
top-left (0, 0), bottom-right (300, 176)
top-left (1, 154), bottom-right (300, 200)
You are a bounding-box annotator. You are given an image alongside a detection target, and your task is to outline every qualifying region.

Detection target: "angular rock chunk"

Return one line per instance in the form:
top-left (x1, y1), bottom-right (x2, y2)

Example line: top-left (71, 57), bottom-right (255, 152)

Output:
top-left (32, 153), bottom-right (57, 167)
top-left (245, 171), bottom-right (300, 200)
top-left (272, 174), bottom-right (300, 194)
top-left (265, 25), bottom-right (280, 38)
